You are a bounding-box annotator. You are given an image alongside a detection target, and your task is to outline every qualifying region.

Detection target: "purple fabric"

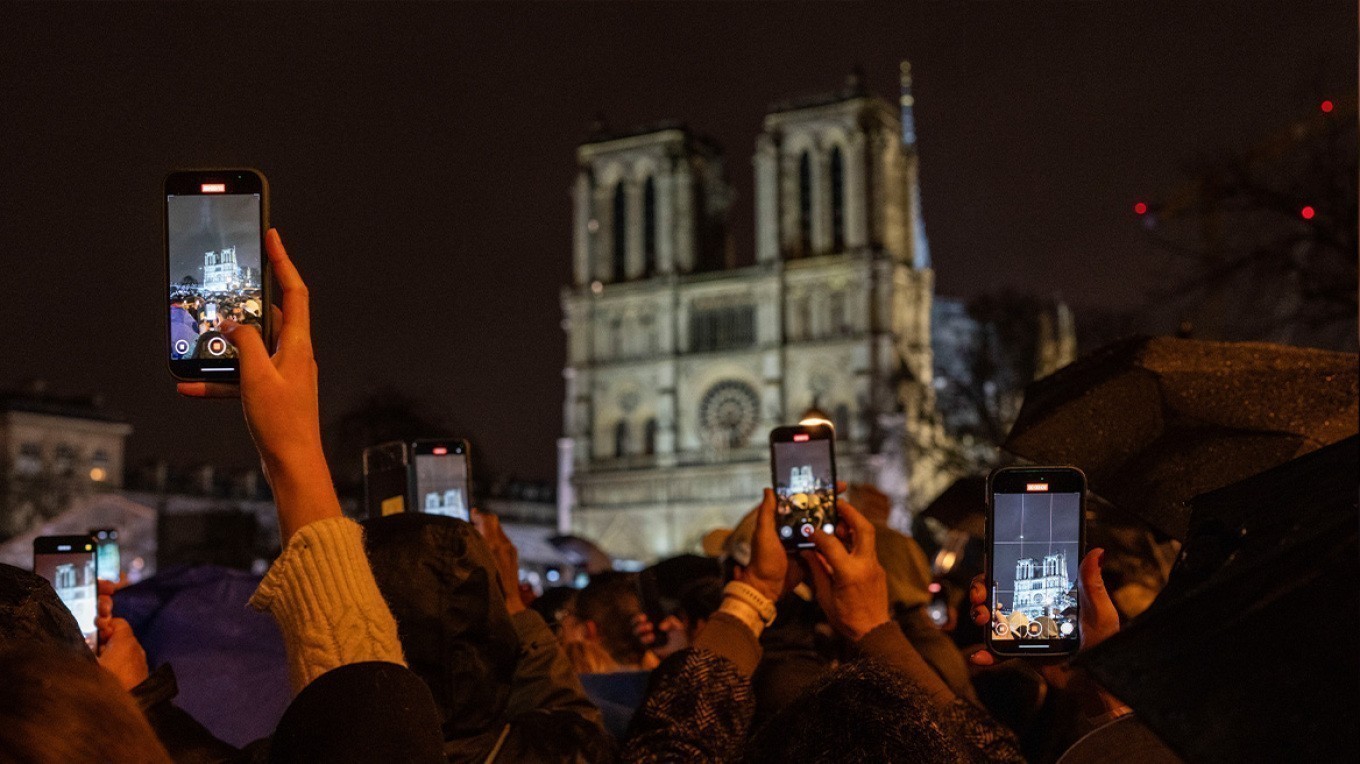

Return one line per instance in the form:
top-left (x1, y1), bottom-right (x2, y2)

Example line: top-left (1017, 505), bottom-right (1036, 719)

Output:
top-left (114, 565), bottom-right (290, 747)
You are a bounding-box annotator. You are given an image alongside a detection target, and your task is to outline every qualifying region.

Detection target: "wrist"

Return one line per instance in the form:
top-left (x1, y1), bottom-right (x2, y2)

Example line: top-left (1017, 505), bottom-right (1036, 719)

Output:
top-left (843, 614), bottom-right (892, 643)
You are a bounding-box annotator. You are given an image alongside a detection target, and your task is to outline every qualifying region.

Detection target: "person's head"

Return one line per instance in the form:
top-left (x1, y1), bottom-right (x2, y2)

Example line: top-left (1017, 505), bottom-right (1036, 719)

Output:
top-left (676, 576), bottom-right (724, 641)
top-left (0, 564), bottom-right (88, 650)
top-left (362, 514), bottom-right (520, 741)
top-left (574, 571), bottom-right (648, 668)
top-left (0, 644), bottom-right (171, 763)
top-left (744, 660), bottom-right (966, 763)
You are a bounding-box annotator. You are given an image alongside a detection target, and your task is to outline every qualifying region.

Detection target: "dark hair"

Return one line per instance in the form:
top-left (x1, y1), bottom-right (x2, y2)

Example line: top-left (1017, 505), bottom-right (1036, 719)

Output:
top-left (575, 571), bottom-right (646, 666)
top-left (744, 659), bottom-right (967, 763)
top-left (0, 644), bottom-right (171, 763)
top-left (676, 576), bottom-right (724, 626)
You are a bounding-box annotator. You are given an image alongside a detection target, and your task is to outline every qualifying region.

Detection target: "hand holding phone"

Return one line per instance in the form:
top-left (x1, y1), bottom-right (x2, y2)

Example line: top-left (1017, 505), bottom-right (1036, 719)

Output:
top-left (166, 169), bottom-right (271, 381)
top-left (985, 467), bottom-right (1087, 657)
top-left (799, 500), bottom-right (891, 641)
top-left (177, 229), bottom-right (342, 545)
top-left (33, 535), bottom-right (99, 651)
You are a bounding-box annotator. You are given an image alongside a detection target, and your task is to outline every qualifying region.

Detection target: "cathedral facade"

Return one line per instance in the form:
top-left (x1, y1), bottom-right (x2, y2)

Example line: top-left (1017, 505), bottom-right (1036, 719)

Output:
top-left (558, 67), bottom-right (954, 562)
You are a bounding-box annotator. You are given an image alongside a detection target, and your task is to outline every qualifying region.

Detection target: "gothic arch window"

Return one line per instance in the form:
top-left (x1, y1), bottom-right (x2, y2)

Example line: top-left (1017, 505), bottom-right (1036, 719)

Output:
top-left (612, 181), bottom-right (628, 282)
top-left (643, 417), bottom-right (658, 455)
top-left (615, 419), bottom-right (631, 458)
top-left (830, 145), bottom-right (845, 252)
top-left (642, 176), bottom-right (657, 276)
top-left (797, 151), bottom-right (813, 257)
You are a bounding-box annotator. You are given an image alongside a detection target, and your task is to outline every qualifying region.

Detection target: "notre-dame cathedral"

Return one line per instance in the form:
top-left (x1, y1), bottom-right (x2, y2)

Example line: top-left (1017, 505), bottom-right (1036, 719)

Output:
top-left (557, 64), bottom-right (1045, 562)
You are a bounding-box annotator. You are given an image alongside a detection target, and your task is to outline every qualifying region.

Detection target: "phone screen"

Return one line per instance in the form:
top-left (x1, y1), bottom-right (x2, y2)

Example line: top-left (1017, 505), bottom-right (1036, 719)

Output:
top-left (166, 172), bottom-right (266, 379)
top-left (770, 428), bottom-right (837, 550)
top-left (412, 442), bottom-right (471, 521)
top-left (34, 539), bottom-right (98, 651)
top-left (92, 529), bottom-right (120, 584)
top-left (989, 477), bottom-right (1083, 653)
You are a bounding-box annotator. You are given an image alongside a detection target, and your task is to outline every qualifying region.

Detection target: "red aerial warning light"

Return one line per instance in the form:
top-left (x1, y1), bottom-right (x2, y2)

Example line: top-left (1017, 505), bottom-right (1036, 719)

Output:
top-left (1301, 206), bottom-right (1316, 220)
top-left (1320, 100), bottom-right (1334, 113)
top-left (792, 433), bottom-right (810, 442)
top-left (201, 183), bottom-right (226, 193)
top-left (1133, 202), bottom-right (1148, 215)
top-left (432, 446), bottom-right (448, 455)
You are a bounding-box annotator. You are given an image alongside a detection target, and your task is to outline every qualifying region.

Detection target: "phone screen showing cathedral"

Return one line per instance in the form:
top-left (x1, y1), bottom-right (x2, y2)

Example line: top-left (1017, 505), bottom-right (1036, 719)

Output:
top-left (35, 551), bottom-right (98, 651)
top-left (414, 452), bottom-right (470, 522)
top-left (167, 193), bottom-right (264, 360)
top-left (772, 439), bottom-right (837, 550)
top-left (990, 491), bottom-right (1081, 645)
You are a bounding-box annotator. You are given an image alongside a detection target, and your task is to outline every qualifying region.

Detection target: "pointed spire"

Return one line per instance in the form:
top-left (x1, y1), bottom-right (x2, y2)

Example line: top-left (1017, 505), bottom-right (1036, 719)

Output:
top-left (899, 60), bottom-right (917, 146)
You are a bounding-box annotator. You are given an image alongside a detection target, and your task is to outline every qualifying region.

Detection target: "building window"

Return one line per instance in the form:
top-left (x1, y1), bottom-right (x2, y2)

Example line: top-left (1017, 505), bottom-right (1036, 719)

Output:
top-left (834, 403), bottom-right (851, 438)
top-left (643, 176), bottom-right (657, 276)
top-left (798, 151), bottom-right (813, 257)
top-left (829, 291), bottom-right (847, 335)
top-left (612, 182), bottom-right (628, 282)
top-left (15, 443), bottom-right (42, 476)
top-left (830, 145), bottom-right (845, 252)
top-left (643, 418), bottom-right (658, 455)
top-left (615, 420), bottom-right (631, 458)
top-left (53, 444), bottom-right (77, 477)
top-left (689, 305), bottom-right (757, 353)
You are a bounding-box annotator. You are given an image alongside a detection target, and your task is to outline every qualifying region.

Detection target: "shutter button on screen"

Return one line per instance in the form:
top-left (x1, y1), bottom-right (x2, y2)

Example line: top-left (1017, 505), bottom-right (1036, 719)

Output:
top-left (206, 337), bottom-right (228, 356)
top-left (173, 339), bottom-right (190, 355)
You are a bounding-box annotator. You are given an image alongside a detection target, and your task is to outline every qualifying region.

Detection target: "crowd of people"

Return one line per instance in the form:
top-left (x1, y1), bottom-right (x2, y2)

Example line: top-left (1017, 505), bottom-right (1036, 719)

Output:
top-left (169, 287), bottom-right (264, 360)
top-left (0, 229), bottom-right (1322, 763)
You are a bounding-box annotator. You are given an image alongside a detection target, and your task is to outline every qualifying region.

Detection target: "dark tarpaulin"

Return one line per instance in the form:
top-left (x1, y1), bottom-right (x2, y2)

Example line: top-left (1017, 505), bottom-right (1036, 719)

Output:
top-left (1074, 436), bottom-right (1360, 762)
top-left (1005, 336), bottom-right (1358, 540)
top-left (114, 565), bottom-right (290, 747)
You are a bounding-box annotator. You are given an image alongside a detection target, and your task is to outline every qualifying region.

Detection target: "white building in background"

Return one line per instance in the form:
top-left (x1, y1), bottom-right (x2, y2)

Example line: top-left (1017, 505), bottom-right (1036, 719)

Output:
top-left (559, 65), bottom-right (958, 562)
top-left (203, 247), bottom-right (239, 292)
top-left (1013, 551), bottom-right (1075, 619)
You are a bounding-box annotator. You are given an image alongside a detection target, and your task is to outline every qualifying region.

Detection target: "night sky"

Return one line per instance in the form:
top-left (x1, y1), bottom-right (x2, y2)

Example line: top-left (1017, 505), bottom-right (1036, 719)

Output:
top-left (1, 3), bottom-right (1352, 481)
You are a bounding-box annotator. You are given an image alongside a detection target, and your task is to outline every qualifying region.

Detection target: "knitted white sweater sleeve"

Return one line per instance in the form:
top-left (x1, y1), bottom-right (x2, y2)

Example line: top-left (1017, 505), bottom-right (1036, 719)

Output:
top-left (249, 517), bottom-right (405, 694)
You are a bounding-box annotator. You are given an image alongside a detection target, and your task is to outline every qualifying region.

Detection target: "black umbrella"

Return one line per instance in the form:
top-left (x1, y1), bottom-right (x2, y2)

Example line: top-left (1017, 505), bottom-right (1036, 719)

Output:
top-left (1005, 336), bottom-right (1357, 539)
top-left (1074, 435), bottom-right (1359, 762)
top-left (918, 476), bottom-right (987, 538)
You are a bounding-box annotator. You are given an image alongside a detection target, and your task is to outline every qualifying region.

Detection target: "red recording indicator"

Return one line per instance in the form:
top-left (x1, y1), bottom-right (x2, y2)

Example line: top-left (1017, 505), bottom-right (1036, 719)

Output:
top-left (792, 434), bottom-right (810, 442)
top-left (432, 447), bottom-right (448, 455)
top-left (201, 183), bottom-right (226, 193)
top-left (1025, 483), bottom-right (1049, 492)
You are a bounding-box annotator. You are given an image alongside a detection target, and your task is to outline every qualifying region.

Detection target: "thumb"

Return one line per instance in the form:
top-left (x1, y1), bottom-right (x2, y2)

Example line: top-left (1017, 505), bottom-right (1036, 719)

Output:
top-left (1078, 548), bottom-right (1119, 646)
top-left (220, 321), bottom-right (273, 381)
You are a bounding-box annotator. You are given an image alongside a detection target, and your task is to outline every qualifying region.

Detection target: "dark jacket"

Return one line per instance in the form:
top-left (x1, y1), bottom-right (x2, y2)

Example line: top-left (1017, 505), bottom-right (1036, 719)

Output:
top-left (363, 513), bottom-right (611, 762)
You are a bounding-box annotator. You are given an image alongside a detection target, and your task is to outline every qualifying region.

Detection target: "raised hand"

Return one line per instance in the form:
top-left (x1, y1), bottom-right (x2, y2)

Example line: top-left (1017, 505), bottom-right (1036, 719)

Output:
top-left (800, 498), bottom-right (890, 641)
top-left (733, 489), bottom-right (789, 602)
top-left (95, 579), bottom-right (148, 691)
top-left (178, 229), bottom-right (341, 542)
top-left (472, 508), bottom-right (526, 614)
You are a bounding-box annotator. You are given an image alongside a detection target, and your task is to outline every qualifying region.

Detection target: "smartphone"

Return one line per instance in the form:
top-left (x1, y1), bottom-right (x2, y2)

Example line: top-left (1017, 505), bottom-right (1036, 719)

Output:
top-left (166, 169), bottom-right (270, 382)
top-left (986, 466), bottom-right (1086, 657)
top-left (769, 424), bottom-right (838, 551)
top-left (411, 439), bottom-right (472, 522)
top-left (90, 528), bottom-right (120, 584)
top-left (363, 441), bottom-right (411, 518)
top-left (364, 439), bottom-right (473, 521)
top-left (33, 535), bottom-right (99, 651)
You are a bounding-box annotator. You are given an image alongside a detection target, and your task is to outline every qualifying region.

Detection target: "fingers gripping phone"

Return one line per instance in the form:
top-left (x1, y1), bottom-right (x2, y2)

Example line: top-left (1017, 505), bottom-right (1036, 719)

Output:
top-left (33, 535), bottom-right (99, 651)
top-left (986, 467), bottom-right (1086, 657)
top-left (364, 439), bottom-right (473, 522)
top-left (769, 424), bottom-right (838, 552)
top-left (166, 169), bottom-right (271, 382)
